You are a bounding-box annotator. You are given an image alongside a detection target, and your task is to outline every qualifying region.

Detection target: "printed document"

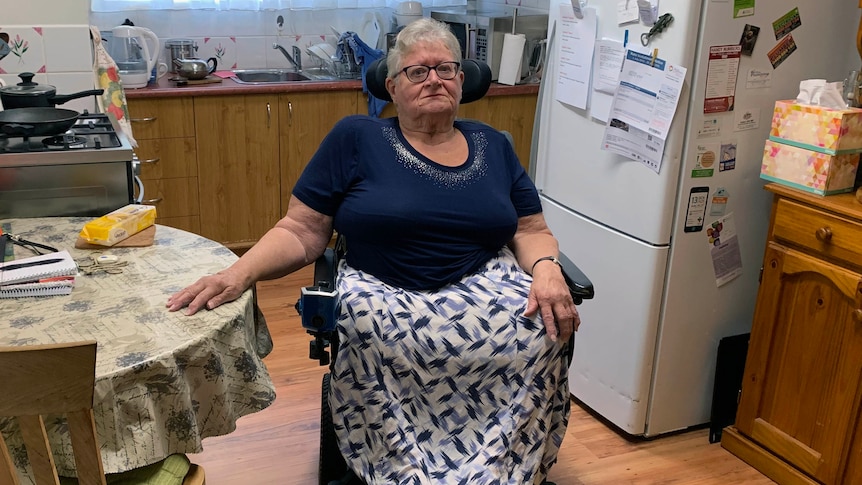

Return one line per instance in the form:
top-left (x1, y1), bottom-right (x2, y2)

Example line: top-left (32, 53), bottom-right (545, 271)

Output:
top-left (555, 4), bottom-right (597, 109)
top-left (600, 50), bottom-right (686, 173)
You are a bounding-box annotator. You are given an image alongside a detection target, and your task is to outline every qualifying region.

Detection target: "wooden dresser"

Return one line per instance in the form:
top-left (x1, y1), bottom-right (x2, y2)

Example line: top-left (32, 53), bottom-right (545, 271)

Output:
top-left (722, 183), bottom-right (862, 485)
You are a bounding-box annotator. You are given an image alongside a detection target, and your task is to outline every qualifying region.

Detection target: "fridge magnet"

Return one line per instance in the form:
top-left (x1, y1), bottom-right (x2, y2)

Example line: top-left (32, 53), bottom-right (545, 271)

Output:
top-left (720, 141), bottom-right (737, 171)
top-left (772, 7), bottom-right (801, 40)
top-left (733, 0), bottom-right (754, 18)
top-left (693, 143), bottom-right (718, 178)
top-left (767, 34), bottom-right (797, 69)
top-left (733, 108), bottom-right (760, 132)
top-left (709, 188), bottom-right (729, 216)
top-left (684, 186), bottom-right (709, 233)
top-left (703, 45), bottom-right (742, 114)
top-left (696, 117), bottom-right (722, 139)
top-left (707, 213), bottom-right (743, 287)
top-left (745, 68), bottom-right (772, 89)
top-left (739, 24), bottom-right (759, 56)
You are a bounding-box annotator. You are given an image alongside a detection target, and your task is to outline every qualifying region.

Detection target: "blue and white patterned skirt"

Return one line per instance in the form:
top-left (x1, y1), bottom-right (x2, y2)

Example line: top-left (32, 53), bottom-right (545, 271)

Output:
top-left (330, 247), bottom-right (571, 485)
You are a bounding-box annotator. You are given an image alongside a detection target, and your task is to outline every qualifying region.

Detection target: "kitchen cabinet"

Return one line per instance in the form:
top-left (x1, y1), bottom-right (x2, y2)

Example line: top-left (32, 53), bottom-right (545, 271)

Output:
top-left (128, 97), bottom-right (201, 234)
top-left (194, 94), bottom-right (281, 249)
top-left (722, 183), bottom-right (862, 485)
top-left (377, 91), bottom-right (538, 171)
top-left (279, 91), bottom-right (360, 213)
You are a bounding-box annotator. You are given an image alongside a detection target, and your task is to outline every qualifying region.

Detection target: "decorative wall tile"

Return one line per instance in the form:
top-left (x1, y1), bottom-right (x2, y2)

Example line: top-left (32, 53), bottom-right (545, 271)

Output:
top-left (200, 37), bottom-right (237, 71)
top-left (0, 26), bottom-right (46, 75)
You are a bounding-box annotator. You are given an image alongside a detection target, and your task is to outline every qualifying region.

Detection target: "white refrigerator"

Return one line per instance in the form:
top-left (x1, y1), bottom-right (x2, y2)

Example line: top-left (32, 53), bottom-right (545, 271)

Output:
top-left (531, 0), bottom-right (860, 436)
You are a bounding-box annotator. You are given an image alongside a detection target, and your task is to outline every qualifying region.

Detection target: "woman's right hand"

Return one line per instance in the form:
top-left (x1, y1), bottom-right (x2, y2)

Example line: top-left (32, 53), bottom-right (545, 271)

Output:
top-left (166, 269), bottom-right (250, 315)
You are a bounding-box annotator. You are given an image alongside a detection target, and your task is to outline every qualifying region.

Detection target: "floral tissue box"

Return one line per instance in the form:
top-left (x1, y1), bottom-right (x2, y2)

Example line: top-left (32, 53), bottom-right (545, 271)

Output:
top-left (761, 139), bottom-right (860, 195)
top-left (770, 100), bottom-right (862, 155)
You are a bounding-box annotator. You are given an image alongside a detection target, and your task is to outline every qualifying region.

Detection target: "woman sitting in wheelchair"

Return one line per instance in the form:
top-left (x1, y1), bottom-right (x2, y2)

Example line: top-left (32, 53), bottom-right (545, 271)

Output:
top-left (167, 18), bottom-right (580, 485)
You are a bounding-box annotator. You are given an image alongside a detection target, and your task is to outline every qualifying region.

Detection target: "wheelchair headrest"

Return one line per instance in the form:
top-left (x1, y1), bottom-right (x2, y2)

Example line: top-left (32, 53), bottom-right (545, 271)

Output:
top-left (365, 58), bottom-right (492, 104)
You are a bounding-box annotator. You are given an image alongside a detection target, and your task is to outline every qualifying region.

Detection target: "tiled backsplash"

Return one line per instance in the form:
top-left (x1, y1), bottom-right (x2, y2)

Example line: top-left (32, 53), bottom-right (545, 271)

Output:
top-left (89, 0), bottom-right (549, 76)
top-left (0, 0), bottom-right (548, 109)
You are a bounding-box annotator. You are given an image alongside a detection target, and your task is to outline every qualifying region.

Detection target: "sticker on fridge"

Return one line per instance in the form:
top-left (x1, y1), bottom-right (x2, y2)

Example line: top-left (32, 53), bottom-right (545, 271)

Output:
top-left (734, 108), bottom-right (760, 131)
top-left (772, 7), bottom-right (801, 40)
top-left (739, 24), bottom-right (759, 56)
top-left (733, 0), bottom-right (754, 18)
top-left (694, 143), bottom-right (718, 178)
top-left (767, 34), bottom-right (797, 69)
top-left (710, 188), bottom-right (729, 216)
top-left (707, 213), bottom-right (743, 287)
top-left (720, 141), bottom-right (737, 171)
top-left (704, 45), bottom-right (742, 114)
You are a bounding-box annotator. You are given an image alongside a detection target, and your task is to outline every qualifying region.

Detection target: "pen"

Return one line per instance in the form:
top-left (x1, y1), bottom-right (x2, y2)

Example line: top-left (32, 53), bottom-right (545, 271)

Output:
top-left (624, 29), bottom-right (629, 48)
top-left (0, 258), bottom-right (64, 272)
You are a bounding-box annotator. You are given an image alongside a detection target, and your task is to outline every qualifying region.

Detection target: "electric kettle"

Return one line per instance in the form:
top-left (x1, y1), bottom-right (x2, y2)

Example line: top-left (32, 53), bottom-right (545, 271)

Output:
top-left (110, 23), bottom-right (160, 89)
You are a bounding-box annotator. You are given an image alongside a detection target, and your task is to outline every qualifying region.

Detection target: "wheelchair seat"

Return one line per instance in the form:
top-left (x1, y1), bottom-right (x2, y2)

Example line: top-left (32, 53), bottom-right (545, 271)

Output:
top-left (295, 57), bottom-right (595, 485)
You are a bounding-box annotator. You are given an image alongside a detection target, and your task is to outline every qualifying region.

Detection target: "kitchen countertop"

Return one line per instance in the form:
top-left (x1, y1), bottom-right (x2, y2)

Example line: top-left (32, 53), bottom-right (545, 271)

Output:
top-left (124, 74), bottom-right (540, 99)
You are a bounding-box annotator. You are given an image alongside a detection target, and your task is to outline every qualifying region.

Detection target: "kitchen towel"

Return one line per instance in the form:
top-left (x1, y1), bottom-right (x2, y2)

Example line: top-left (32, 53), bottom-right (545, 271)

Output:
top-left (498, 33), bottom-right (526, 86)
top-left (90, 26), bottom-right (137, 147)
top-left (339, 31), bottom-right (388, 117)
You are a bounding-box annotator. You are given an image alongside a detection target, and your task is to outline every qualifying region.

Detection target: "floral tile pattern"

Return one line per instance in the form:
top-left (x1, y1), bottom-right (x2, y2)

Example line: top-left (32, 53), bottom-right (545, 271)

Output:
top-left (0, 26), bottom-right (46, 74)
top-left (201, 36), bottom-right (237, 70)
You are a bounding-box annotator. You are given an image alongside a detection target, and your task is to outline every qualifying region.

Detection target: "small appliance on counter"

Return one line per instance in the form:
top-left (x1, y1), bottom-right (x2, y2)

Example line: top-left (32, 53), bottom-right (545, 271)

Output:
top-left (430, 7), bottom-right (547, 81)
top-left (109, 20), bottom-right (161, 89)
top-left (165, 38), bottom-right (199, 73)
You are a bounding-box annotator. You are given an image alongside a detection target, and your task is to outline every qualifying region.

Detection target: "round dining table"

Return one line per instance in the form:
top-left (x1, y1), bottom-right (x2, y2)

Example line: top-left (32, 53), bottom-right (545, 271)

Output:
top-left (0, 217), bottom-right (276, 482)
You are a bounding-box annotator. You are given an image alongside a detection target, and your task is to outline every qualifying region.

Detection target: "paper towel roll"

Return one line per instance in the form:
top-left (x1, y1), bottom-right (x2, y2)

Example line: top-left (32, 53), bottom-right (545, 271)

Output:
top-left (498, 33), bottom-right (526, 86)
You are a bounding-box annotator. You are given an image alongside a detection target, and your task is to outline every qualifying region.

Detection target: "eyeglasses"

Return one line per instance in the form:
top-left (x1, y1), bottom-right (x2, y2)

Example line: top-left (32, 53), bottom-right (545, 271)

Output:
top-left (400, 61), bottom-right (461, 83)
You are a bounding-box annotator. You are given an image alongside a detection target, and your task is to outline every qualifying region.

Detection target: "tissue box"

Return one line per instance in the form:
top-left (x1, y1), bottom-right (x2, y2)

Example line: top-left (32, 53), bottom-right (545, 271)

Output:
top-left (770, 100), bottom-right (862, 155)
top-left (760, 140), bottom-right (860, 195)
top-left (79, 204), bottom-right (157, 246)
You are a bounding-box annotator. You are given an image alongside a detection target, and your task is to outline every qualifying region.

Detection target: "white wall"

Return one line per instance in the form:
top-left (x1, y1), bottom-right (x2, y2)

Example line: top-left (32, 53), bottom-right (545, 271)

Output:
top-left (0, 0), bottom-right (97, 112)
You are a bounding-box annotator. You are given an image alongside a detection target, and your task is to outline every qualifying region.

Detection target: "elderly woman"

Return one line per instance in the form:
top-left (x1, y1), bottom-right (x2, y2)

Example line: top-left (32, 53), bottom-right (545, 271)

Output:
top-left (167, 18), bottom-right (579, 485)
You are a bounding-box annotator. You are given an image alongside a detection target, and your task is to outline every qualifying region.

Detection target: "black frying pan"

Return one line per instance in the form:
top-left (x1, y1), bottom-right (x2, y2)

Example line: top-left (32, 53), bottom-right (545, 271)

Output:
top-left (0, 107), bottom-right (80, 137)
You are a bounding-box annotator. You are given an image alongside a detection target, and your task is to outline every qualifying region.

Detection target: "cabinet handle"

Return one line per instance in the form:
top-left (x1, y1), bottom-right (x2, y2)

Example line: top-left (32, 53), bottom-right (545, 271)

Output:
top-left (130, 117), bottom-right (157, 123)
top-left (266, 103), bottom-right (271, 129)
top-left (142, 197), bottom-right (164, 204)
top-left (854, 309), bottom-right (862, 324)
top-left (141, 157), bottom-right (160, 164)
top-left (815, 226), bottom-right (833, 242)
top-left (288, 101), bottom-right (293, 127)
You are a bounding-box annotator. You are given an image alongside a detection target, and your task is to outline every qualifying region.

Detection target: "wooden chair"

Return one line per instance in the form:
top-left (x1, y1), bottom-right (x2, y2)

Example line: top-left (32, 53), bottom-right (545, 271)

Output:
top-left (0, 341), bottom-right (206, 485)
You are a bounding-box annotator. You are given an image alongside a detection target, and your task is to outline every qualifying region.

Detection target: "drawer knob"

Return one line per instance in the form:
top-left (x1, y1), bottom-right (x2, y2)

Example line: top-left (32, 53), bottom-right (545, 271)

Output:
top-left (815, 226), bottom-right (833, 242)
top-left (854, 309), bottom-right (862, 324)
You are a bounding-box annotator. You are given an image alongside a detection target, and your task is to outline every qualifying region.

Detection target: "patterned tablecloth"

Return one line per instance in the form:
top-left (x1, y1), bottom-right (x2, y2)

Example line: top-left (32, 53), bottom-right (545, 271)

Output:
top-left (0, 218), bottom-right (276, 482)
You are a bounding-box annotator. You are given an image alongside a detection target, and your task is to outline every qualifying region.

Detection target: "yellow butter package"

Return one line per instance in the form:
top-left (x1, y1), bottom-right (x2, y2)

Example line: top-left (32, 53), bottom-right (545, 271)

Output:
top-left (79, 204), bottom-right (157, 246)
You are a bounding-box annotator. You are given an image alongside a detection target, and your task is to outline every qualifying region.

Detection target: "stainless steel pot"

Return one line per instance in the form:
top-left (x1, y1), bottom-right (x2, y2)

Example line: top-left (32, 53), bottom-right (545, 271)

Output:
top-left (0, 73), bottom-right (103, 110)
top-left (165, 38), bottom-right (198, 73)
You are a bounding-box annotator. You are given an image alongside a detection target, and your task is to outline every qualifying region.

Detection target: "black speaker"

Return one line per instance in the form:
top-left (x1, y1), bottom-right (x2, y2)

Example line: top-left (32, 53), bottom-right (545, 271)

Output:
top-left (709, 332), bottom-right (750, 443)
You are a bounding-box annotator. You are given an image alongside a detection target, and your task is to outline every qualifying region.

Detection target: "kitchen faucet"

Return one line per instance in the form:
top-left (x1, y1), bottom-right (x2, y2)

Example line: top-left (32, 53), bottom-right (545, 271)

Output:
top-left (273, 43), bottom-right (302, 71)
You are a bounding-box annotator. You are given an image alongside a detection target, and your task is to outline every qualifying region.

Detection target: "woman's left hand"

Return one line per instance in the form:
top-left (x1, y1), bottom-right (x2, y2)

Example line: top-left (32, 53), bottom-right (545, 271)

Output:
top-left (524, 263), bottom-right (580, 342)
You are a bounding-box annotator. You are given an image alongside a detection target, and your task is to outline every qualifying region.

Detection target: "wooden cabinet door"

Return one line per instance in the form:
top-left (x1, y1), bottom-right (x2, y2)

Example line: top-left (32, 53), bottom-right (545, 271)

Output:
top-left (195, 94), bottom-right (281, 248)
top-left (278, 91), bottom-right (359, 213)
top-left (736, 242), bottom-right (862, 484)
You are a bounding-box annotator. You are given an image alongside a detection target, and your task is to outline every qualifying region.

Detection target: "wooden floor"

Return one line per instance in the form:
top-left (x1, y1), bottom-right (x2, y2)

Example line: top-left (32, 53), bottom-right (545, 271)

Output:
top-left (189, 265), bottom-right (774, 484)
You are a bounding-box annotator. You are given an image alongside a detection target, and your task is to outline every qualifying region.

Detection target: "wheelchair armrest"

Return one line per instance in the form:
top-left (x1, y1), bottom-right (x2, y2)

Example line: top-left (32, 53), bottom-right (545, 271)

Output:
top-left (313, 247), bottom-right (338, 290)
top-left (558, 252), bottom-right (595, 305)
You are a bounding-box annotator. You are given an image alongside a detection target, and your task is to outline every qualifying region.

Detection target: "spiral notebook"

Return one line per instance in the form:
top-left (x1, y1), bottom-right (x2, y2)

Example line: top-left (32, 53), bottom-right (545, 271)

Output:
top-left (0, 250), bottom-right (77, 298)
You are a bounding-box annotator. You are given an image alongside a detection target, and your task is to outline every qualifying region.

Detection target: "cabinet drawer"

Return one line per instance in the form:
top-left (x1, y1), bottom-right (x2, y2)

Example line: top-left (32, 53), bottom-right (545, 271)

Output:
top-left (128, 98), bottom-right (195, 139)
top-left (136, 138), bottom-right (198, 180)
top-left (773, 198), bottom-right (862, 267)
top-left (139, 177), bottom-right (199, 218)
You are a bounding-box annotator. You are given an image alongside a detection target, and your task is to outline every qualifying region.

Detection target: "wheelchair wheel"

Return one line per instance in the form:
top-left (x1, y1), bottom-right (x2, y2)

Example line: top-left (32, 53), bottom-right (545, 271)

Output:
top-left (319, 372), bottom-right (349, 485)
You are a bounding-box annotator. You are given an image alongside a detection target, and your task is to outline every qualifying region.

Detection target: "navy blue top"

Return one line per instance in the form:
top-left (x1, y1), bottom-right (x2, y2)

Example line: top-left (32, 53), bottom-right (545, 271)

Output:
top-left (292, 115), bottom-right (541, 290)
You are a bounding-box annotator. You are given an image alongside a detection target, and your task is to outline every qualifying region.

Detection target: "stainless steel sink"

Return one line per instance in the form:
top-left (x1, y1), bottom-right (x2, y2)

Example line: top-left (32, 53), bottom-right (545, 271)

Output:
top-left (231, 68), bottom-right (339, 84)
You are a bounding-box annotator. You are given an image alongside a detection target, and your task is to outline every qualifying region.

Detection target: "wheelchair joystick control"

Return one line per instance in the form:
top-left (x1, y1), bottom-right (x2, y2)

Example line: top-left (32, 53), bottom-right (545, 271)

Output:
top-left (296, 285), bottom-right (339, 366)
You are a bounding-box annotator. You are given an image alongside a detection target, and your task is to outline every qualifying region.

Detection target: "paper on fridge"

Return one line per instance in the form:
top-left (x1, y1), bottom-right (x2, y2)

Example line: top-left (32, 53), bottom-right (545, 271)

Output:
top-left (592, 39), bottom-right (625, 94)
top-left (554, 4), bottom-right (597, 109)
top-left (600, 50), bottom-right (687, 173)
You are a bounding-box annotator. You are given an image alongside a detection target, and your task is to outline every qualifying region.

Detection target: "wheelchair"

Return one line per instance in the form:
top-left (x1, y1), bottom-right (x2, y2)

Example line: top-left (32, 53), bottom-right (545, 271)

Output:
top-left (295, 58), bottom-right (595, 485)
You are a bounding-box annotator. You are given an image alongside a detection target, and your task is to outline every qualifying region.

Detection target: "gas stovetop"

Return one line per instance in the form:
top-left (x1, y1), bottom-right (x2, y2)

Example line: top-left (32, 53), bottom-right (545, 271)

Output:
top-left (0, 111), bottom-right (134, 167)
